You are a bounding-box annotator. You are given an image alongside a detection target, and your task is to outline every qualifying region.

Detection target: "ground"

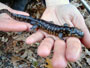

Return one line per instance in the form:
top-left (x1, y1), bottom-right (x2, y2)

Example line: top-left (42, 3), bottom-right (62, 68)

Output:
top-left (0, 0), bottom-right (90, 68)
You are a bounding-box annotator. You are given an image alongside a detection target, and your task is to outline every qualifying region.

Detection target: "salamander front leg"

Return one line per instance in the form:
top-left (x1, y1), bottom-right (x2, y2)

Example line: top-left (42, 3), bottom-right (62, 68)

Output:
top-left (30, 25), bottom-right (38, 33)
top-left (63, 23), bottom-right (69, 27)
top-left (58, 33), bottom-right (63, 40)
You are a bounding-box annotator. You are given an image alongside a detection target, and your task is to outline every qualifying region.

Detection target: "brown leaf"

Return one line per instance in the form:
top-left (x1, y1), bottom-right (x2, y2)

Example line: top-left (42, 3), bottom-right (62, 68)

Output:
top-left (45, 58), bottom-right (53, 68)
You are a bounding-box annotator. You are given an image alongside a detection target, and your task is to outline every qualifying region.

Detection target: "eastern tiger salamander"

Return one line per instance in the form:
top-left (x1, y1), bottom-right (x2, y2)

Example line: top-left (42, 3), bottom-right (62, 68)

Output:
top-left (0, 9), bottom-right (84, 39)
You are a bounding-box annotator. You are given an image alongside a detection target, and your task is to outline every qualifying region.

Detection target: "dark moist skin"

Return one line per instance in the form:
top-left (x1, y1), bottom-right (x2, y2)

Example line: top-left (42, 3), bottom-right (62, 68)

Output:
top-left (0, 9), bottom-right (84, 39)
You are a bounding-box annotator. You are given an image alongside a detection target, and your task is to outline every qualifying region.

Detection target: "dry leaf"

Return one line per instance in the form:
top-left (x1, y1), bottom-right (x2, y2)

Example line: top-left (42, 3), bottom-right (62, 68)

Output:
top-left (45, 58), bottom-right (53, 68)
top-left (86, 57), bottom-right (90, 65)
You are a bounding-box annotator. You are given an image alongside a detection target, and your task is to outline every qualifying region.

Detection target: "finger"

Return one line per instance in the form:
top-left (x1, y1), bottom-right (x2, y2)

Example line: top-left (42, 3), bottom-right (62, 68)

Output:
top-left (0, 19), bottom-right (31, 32)
top-left (0, 2), bottom-right (11, 10)
top-left (26, 31), bottom-right (44, 44)
top-left (66, 37), bottom-right (82, 62)
top-left (37, 37), bottom-right (54, 57)
top-left (72, 14), bottom-right (90, 48)
top-left (52, 40), bottom-right (67, 68)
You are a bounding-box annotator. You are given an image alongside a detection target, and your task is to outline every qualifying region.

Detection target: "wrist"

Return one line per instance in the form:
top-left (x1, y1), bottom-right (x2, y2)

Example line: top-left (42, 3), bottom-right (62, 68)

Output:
top-left (45, 0), bottom-right (70, 7)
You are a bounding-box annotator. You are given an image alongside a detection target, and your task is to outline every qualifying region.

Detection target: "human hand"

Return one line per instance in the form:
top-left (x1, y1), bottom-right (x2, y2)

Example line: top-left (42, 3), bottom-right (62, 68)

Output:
top-left (26, 4), bottom-right (90, 68)
top-left (0, 2), bottom-right (31, 32)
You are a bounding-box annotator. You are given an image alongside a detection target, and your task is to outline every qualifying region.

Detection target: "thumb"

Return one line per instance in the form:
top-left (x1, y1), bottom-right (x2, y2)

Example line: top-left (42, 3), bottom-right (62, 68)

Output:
top-left (72, 13), bottom-right (90, 48)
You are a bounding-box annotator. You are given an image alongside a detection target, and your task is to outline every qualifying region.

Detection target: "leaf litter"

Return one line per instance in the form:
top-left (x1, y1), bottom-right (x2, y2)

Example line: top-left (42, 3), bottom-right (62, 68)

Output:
top-left (0, 0), bottom-right (90, 68)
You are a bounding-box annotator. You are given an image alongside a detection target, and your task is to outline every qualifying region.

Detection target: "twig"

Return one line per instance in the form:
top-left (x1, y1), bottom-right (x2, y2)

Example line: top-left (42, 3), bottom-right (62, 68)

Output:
top-left (81, 0), bottom-right (90, 14)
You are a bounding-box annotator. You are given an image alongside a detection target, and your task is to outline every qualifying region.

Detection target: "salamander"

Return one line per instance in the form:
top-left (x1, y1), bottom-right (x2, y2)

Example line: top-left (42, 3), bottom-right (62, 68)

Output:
top-left (0, 9), bottom-right (84, 39)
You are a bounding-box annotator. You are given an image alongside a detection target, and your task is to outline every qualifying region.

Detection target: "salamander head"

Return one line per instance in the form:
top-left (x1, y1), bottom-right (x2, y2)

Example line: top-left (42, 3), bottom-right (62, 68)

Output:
top-left (70, 28), bottom-right (84, 38)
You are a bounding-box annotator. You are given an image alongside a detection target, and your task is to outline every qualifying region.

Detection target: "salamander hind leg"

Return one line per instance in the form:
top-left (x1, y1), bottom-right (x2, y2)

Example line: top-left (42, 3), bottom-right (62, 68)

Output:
top-left (58, 33), bottom-right (63, 40)
top-left (30, 25), bottom-right (38, 33)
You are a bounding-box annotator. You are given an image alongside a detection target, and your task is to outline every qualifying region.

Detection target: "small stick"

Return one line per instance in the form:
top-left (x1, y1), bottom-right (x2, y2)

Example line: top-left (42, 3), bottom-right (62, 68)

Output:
top-left (81, 0), bottom-right (90, 14)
